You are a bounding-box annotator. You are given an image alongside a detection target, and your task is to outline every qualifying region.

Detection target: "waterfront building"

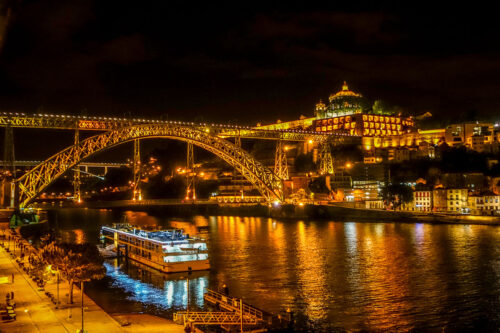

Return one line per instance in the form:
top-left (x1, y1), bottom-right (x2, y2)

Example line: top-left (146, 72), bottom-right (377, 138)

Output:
top-left (414, 185), bottom-right (433, 212)
top-left (365, 199), bottom-right (384, 209)
top-left (352, 180), bottom-right (383, 201)
top-left (433, 188), bottom-right (448, 212)
top-left (328, 172), bottom-right (353, 190)
top-left (445, 188), bottom-right (469, 213)
top-left (467, 192), bottom-right (500, 215)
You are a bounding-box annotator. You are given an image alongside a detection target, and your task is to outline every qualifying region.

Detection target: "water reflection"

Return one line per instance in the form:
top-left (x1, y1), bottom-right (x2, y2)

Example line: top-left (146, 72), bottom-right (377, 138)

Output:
top-left (52, 209), bottom-right (500, 332)
top-left (105, 259), bottom-right (208, 310)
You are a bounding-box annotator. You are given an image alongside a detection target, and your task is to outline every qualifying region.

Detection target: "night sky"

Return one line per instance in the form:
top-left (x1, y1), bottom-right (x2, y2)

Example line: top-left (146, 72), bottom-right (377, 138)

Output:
top-left (1, 1), bottom-right (500, 126)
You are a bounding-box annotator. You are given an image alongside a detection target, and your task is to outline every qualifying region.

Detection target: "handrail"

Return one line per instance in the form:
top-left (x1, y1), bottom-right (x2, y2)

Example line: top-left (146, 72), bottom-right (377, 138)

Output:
top-left (204, 289), bottom-right (263, 320)
top-left (174, 311), bottom-right (257, 325)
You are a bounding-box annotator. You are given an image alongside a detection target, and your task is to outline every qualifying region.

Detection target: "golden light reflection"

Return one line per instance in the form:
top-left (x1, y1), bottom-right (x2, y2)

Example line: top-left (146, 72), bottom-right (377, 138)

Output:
top-left (294, 221), bottom-right (330, 321)
top-left (74, 229), bottom-right (85, 244)
top-left (358, 223), bottom-right (413, 330)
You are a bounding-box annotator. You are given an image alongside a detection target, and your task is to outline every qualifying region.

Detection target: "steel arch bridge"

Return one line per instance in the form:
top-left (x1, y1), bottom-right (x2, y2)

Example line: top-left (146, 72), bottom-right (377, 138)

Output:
top-left (15, 124), bottom-right (284, 208)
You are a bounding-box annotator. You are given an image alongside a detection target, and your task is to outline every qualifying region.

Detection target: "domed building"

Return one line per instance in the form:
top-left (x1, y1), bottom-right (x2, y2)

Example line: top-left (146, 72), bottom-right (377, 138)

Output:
top-left (315, 81), bottom-right (368, 119)
top-left (312, 82), bottom-right (417, 148)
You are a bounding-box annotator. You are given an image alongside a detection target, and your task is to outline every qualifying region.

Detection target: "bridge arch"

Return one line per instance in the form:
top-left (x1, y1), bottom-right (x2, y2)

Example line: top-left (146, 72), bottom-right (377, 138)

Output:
top-left (16, 124), bottom-right (283, 207)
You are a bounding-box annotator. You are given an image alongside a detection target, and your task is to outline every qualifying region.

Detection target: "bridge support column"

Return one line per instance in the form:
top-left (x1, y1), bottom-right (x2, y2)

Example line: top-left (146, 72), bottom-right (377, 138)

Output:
top-left (274, 139), bottom-right (288, 180)
top-left (185, 142), bottom-right (196, 200)
top-left (133, 139), bottom-right (142, 200)
top-left (318, 141), bottom-right (334, 175)
top-left (232, 135), bottom-right (241, 180)
top-left (73, 129), bottom-right (81, 203)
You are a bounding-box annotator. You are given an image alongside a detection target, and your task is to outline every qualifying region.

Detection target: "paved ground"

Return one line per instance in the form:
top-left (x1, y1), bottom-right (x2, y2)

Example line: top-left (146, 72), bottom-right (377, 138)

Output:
top-left (0, 230), bottom-right (185, 333)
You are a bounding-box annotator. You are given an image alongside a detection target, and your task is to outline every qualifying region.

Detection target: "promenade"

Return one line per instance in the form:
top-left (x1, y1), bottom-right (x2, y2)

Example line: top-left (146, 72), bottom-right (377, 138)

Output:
top-left (0, 228), bottom-right (184, 333)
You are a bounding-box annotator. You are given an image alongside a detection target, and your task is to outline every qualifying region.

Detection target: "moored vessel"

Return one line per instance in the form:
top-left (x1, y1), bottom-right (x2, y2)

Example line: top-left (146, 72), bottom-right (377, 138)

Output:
top-left (101, 224), bottom-right (210, 273)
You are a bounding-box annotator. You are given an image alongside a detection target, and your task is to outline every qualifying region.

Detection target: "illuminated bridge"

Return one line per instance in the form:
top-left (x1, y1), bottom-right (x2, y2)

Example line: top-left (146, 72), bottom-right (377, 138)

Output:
top-left (0, 112), bottom-right (360, 208)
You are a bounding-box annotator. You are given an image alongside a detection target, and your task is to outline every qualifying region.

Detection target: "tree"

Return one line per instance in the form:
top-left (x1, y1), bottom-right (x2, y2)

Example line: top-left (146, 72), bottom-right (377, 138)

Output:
top-left (308, 176), bottom-right (330, 194)
top-left (372, 100), bottom-right (399, 115)
top-left (381, 183), bottom-right (413, 209)
top-left (39, 242), bottom-right (105, 303)
top-left (294, 153), bottom-right (316, 173)
top-left (331, 144), bottom-right (363, 163)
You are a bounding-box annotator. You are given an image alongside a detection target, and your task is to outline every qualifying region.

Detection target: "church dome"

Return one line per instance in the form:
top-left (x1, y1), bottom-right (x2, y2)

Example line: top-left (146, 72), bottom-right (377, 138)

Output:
top-left (315, 81), bottom-right (367, 119)
top-left (329, 81), bottom-right (362, 102)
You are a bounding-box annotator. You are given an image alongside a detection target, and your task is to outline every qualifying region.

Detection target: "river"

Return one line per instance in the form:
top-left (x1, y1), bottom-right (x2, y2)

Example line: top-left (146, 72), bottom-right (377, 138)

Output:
top-left (50, 208), bottom-right (500, 332)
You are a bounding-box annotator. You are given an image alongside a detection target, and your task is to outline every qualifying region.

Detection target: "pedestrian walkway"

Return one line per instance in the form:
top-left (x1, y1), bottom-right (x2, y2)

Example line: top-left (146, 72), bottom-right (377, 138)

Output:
top-left (0, 230), bottom-right (184, 333)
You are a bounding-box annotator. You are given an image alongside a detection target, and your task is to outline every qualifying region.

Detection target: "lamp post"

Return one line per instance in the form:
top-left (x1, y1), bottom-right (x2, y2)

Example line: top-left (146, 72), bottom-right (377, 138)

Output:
top-left (56, 270), bottom-right (60, 309)
top-left (81, 280), bottom-right (84, 333)
top-left (78, 279), bottom-right (89, 333)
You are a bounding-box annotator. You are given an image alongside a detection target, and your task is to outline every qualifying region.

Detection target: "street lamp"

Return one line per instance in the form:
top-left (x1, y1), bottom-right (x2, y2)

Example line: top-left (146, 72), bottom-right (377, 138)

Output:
top-left (78, 279), bottom-right (90, 333)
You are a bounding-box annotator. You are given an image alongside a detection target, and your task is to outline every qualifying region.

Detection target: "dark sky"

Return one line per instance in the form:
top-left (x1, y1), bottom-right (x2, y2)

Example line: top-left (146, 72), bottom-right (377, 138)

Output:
top-left (1, 1), bottom-right (500, 125)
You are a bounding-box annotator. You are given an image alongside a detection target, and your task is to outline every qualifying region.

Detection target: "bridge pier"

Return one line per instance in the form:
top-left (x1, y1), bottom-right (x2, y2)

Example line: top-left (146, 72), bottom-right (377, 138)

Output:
top-left (132, 139), bottom-right (142, 201)
top-left (73, 129), bottom-right (81, 203)
top-left (274, 139), bottom-right (288, 180)
top-left (185, 142), bottom-right (196, 200)
top-left (318, 141), bottom-right (334, 175)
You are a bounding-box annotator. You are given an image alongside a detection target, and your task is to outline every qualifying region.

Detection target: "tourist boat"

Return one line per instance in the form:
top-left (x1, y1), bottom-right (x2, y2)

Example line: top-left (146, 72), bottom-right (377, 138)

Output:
top-left (100, 224), bottom-right (210, 273)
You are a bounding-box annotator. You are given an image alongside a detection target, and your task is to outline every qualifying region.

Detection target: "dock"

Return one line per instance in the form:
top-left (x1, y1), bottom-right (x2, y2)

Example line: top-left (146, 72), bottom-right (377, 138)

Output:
top-left (174, 288), bottom-right (289, 332)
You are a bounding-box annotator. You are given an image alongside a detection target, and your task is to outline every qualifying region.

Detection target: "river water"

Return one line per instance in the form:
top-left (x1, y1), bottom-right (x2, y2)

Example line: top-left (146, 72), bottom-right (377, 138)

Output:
top-left (51, 208), bottom-right (500, 332)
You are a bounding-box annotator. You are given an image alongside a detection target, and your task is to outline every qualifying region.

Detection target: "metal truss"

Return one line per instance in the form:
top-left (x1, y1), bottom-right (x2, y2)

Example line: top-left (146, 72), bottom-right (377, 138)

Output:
top-left (319, 141), bottom-right (334, 175)
top-left (73, 129), bottom-right (81, 202)
top-left (0, 113), bottom-right (141, 130)
top-left (132, 139), bottom-right (141, 200)
top-left (0, 112), bottom-right (361, 143)
top-left (185, 142), bottom-right (196, 200)
top-left (15, 124), bottom-right (284, 207)
top-left (219, 127), bottom-right (337, 141)
top-left (274, 140), bottom-right (289, 180)
top-left (174, 311), bottom-right (257, 325)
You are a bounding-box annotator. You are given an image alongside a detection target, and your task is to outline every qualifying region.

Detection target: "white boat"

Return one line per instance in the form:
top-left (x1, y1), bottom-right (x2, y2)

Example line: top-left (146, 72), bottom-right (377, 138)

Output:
top-left (101, 224), bottom-right (210, 273)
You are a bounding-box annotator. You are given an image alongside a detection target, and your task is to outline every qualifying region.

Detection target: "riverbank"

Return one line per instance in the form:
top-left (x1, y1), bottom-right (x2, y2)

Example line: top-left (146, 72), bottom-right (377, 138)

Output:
top-left (0, 227), bottom-right (185, 333)
top-left (54, 200), bottom-right (500, 226)
top-left (299, 203), bottom-right (500, 225)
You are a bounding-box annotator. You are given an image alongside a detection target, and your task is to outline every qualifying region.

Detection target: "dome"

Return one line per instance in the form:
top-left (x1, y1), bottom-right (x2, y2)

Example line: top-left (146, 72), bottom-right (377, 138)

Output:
top-left (315, 99), bottom-right (326, 111)
top-left (328, 81), bottom-right (362, 102)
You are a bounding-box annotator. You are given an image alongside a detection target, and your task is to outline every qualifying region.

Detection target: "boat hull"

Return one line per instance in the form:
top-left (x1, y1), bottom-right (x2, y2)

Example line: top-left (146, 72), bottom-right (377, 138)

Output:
top-left (127, 252), bottom-right (210, 273)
